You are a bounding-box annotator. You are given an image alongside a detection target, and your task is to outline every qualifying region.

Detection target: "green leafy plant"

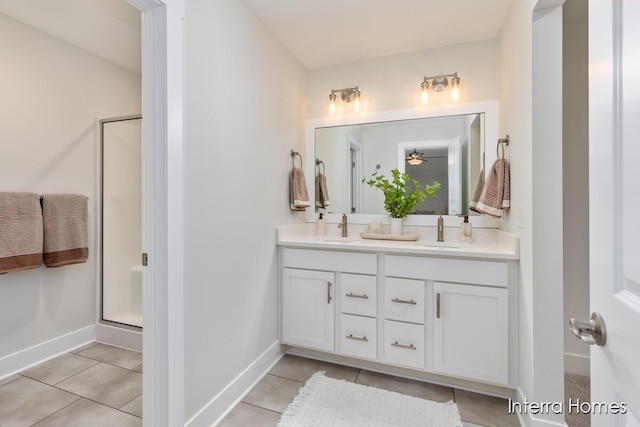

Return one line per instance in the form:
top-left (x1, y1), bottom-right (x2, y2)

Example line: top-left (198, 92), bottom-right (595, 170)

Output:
top-left (363, 169), bottom-right (440, 218)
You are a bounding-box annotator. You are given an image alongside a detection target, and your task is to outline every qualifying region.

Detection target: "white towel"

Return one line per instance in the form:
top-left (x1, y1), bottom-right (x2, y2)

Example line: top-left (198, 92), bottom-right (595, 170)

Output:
top-left (290, 168), bottom-right (310, 211)
top-left (0, 192), bottom-right (43, 273)
top-left (475, 159), bottom-right (510, 218)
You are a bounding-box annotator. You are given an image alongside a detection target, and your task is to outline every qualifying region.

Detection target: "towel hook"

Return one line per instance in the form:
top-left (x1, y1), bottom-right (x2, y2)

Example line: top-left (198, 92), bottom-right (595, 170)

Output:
top-left (291, 149), bottom-right (303, 168)
top-left (497, 135), bottom-right (510, 159)
top-left (316, 159), bottom-right (325, 174)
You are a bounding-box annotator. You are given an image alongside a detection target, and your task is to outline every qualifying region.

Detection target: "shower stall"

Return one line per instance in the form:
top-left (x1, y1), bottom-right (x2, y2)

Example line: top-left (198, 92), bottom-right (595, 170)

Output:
top-left (100, 115), bottom-right (142, 329)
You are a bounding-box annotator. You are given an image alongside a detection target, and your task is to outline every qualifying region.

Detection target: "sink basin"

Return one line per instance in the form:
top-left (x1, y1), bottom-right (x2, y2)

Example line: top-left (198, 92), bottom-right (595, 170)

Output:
top-left (318, 237), bottom-right (356, 243)
top-left (420, 242), bottom-right (462, 249)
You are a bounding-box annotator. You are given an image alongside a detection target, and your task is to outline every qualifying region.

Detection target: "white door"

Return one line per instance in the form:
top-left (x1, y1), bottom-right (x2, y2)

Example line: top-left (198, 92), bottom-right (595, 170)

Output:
top-left (587, 0), bottom-right (640, 424)
top-left (447, 137), bottom-right (462, 215)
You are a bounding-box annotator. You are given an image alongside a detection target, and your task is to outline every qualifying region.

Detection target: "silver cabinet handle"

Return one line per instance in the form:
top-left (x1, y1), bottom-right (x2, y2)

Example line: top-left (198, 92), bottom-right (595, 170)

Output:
top-left (391, 298), bottom-right (417, 305)
top-left (569, 312), bottom-right (606, 346)
top-left (327, 281), bottom-right (332, 304)
top-left (346, 334), bottom-right (368, 342)
top-left (391, 341), bottom-right (416, 350)
top-left (346, 292), bottom-right (369, 299)
top-left (437, 293), bottom-right (441, 319)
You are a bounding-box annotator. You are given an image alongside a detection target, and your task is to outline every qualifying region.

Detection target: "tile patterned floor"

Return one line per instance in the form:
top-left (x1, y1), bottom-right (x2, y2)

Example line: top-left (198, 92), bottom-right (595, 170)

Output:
top-left (0, 342), bottom-right (142, 427)
top-left (220, 354), bottom-right (521, 427)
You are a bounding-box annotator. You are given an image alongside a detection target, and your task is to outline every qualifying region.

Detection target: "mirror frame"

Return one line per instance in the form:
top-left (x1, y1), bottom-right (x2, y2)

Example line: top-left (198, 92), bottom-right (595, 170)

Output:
top-left (305, 100), bottom-right (501, 228)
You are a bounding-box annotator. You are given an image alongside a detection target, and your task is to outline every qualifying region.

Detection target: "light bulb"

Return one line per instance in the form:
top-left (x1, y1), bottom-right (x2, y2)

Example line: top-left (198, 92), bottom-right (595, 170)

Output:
top-left (451, 86), bottom-right (459, 102)
top-left (328, 92), bottom-right (337, 115)
top-left (353, 89), bottom-right (361, 112)
top-left (420, 79), bottom-right (429, 105)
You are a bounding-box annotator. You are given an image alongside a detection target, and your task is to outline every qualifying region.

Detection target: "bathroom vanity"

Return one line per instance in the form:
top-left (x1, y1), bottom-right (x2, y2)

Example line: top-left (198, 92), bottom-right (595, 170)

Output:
top-left (277, 223), bottom-right (519, 393)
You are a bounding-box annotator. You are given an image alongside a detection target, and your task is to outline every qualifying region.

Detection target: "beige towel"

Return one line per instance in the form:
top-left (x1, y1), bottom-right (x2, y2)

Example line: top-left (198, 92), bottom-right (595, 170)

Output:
top-left (315, 173), bottom-right (331, 209)
top-left (290, 168), bottom-right (310, 211)
top-left (42, 194), bottom-right (89, 267)
top-left (475, 159), bottom-right (510, 218)
top-left (469, 168), bottom-right (485, 213)
top-left (0, 192), bottom-right (43, 273)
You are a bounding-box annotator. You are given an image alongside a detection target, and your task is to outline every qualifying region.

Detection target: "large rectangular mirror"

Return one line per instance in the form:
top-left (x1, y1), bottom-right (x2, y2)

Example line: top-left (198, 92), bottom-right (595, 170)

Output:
top-left (306, 100), bottom-right (499, 226)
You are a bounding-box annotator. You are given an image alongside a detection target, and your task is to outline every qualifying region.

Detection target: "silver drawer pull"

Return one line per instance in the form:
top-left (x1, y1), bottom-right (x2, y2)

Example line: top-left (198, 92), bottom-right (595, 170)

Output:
top-left (391, 341), bottom-right (416, 350)
top-left (391, 298), bottom-right (417, 305)
top-left (346, 334), bottom-right (369, 342)
top-left (346, 292), bottom-right (369, 299)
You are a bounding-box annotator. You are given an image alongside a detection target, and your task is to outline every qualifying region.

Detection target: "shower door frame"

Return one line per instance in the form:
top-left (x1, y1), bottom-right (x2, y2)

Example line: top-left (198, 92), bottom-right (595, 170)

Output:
top-left (99, 115), bottom-right (143, 331)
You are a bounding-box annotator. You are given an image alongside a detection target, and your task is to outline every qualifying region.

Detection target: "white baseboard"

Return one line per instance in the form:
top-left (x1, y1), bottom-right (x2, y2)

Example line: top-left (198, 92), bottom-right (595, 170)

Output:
top-left (564, 352), bottom-right (589, 376)
top-left (95, 323), bottom-right (142, 352)
top-left (185, 340), bottom-right (284, 427)
top-left (515, 386), bottom-right (568, 427)
top-left (0, 324), bottom-right (96, 380)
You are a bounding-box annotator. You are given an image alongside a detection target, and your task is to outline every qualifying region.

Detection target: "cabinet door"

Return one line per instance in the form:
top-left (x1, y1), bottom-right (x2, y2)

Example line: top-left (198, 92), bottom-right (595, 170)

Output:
top-left (433, 282), bottom-right (508, 385)
top-left (282, 268), bottom-right (335, 352)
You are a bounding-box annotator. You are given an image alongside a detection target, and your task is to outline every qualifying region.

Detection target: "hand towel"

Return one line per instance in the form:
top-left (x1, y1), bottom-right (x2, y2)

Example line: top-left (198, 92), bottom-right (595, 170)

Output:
top-left (290, 168), bottom-right (310, 211)
top-left (475, 159), bottom-right (510, 218)
top-left (42, 194), bottom-right (89, 267)
top-left (315, 173), bottom-right (331, 209)
top-left (0, 192), bottom-right (43, 273)
top-left (469, 168), bottom-right (485, 213)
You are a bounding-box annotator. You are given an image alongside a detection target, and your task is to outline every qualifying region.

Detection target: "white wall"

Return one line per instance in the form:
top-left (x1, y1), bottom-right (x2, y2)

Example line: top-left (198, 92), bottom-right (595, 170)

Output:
top-left (182, 0), bottom-right (306, 422)
top-left (0, 13), bottom-right (141, 358)
top-left (307, 40), bottom-right (500, 119)
top-left (562, 0), bottom-right (590, 375)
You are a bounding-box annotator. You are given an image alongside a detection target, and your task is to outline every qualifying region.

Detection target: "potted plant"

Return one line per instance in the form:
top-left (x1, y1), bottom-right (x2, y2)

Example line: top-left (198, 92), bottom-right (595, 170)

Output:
top-left (363, 169), bottom-right (440, 235)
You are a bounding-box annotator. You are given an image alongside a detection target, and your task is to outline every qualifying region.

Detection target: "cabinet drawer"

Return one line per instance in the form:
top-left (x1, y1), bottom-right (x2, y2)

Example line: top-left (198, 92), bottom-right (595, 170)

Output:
top-left (340, 314), bottom-right (377, 360)
top-left (385, 277), bottom-right (425, 324)
top-left (341, 274), bottom-right (377, 317)
top-left (283, 248), bottom-right (376, 274)
top-left (383, 320), bottom-right (425, 369)
top-left (385, 255), bottom-right (508, 287)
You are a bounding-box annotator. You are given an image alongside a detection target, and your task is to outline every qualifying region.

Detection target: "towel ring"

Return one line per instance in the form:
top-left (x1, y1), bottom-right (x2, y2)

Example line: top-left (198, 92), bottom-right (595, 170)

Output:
top-left (316, 159), bottom-right (325, 174)
top-left (497, 135), bottom-right (510, 159)
top-left (291, 149), bottom-right (303, 168)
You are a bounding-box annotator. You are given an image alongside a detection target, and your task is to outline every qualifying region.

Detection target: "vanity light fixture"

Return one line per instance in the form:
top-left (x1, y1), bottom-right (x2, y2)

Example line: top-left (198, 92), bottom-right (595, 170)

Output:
top-left (328, 86), bottom-right (361, 115)
top-left (406, 149), bottom-right (424, 166)
top-left (420, 72), bottom-right (461, 104)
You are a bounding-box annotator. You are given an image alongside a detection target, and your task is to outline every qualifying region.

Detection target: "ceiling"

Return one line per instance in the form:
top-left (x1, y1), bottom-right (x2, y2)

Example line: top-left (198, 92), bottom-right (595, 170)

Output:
top-left (0, 0), bottom-right (141, 74)
top-left (242, 0), bottom-right (514, 69)
top-left (0, 0), bottom-right (515, 73)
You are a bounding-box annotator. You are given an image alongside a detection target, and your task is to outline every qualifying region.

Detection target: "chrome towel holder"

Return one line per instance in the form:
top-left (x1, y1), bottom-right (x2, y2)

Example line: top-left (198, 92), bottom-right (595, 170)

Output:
top-left (497, 135), bottom-right (510, 159)
top-left (290, 149), bottom-right (303, 168)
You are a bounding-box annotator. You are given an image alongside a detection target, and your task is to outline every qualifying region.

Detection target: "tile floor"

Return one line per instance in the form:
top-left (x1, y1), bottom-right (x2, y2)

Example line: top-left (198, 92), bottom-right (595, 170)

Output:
top-left (220, 354), bottom-right (520, 427)
top-left (0, 342), bottom-right (142, 427)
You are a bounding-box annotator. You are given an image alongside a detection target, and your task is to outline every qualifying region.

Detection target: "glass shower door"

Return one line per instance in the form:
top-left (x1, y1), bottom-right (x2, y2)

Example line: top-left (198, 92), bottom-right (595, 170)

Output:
top-left (101, 116), bottom-right (142, 328)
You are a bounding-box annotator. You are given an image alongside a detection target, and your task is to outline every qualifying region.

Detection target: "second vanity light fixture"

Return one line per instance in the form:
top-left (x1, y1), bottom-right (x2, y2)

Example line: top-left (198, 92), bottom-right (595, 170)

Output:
top-left (420, 72), bottom-right (461, 104)
top-left (328, 86), bottom-right (361, 115)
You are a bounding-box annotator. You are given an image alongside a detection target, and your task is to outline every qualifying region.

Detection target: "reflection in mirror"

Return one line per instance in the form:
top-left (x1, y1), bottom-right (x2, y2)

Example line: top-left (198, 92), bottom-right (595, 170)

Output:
top-left (315, 113), bottom-right (485, 216)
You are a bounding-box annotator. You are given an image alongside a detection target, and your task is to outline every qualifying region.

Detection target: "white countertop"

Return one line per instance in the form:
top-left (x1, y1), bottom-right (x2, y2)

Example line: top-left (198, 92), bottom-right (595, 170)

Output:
top-left (277, 223), bottom-right (519, 261)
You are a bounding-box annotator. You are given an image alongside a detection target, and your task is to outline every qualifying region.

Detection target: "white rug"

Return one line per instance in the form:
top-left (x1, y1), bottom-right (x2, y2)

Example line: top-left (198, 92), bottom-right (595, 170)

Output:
top-left (277, 371), bottom-right (463, 427)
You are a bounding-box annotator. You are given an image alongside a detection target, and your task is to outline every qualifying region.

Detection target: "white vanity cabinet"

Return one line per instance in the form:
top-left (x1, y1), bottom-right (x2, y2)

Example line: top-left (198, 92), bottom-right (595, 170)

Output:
top-left (282, 268), bottom-right (335, 352)
top-left (281, 248), bottom-right (377, 354)
top-left (280, 244), bottom-right (516, 389)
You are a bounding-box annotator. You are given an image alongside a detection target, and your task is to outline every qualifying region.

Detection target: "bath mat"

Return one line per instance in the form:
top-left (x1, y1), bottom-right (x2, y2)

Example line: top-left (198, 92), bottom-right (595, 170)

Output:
top-left (277, 371), bottom-right (463, 427)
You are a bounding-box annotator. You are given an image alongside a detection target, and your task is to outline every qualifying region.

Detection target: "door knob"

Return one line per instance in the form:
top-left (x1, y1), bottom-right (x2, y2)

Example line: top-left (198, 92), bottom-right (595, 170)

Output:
top-left (569, 312), bottom-right (606, 346)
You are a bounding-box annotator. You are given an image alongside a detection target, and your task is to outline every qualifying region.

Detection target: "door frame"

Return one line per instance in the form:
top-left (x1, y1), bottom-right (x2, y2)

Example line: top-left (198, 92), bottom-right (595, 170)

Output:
top-left (125, 1), bottom-right (184, 426)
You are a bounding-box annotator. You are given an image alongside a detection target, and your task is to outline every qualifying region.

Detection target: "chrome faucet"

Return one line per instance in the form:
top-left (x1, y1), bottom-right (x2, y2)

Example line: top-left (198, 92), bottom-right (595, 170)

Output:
top-left (338, 213), bottom-right (348, 237)
top-left (437, 215), bottom-right (444, 242)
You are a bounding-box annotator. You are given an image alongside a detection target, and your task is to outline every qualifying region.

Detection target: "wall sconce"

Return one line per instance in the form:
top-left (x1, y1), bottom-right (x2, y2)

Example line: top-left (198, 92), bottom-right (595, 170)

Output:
top-left (406, 149), bottom-right (424, 166)
top-left (420, 72), bottom-right (461, 104)
top-left (328, 86), bottom-right (361, 115)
